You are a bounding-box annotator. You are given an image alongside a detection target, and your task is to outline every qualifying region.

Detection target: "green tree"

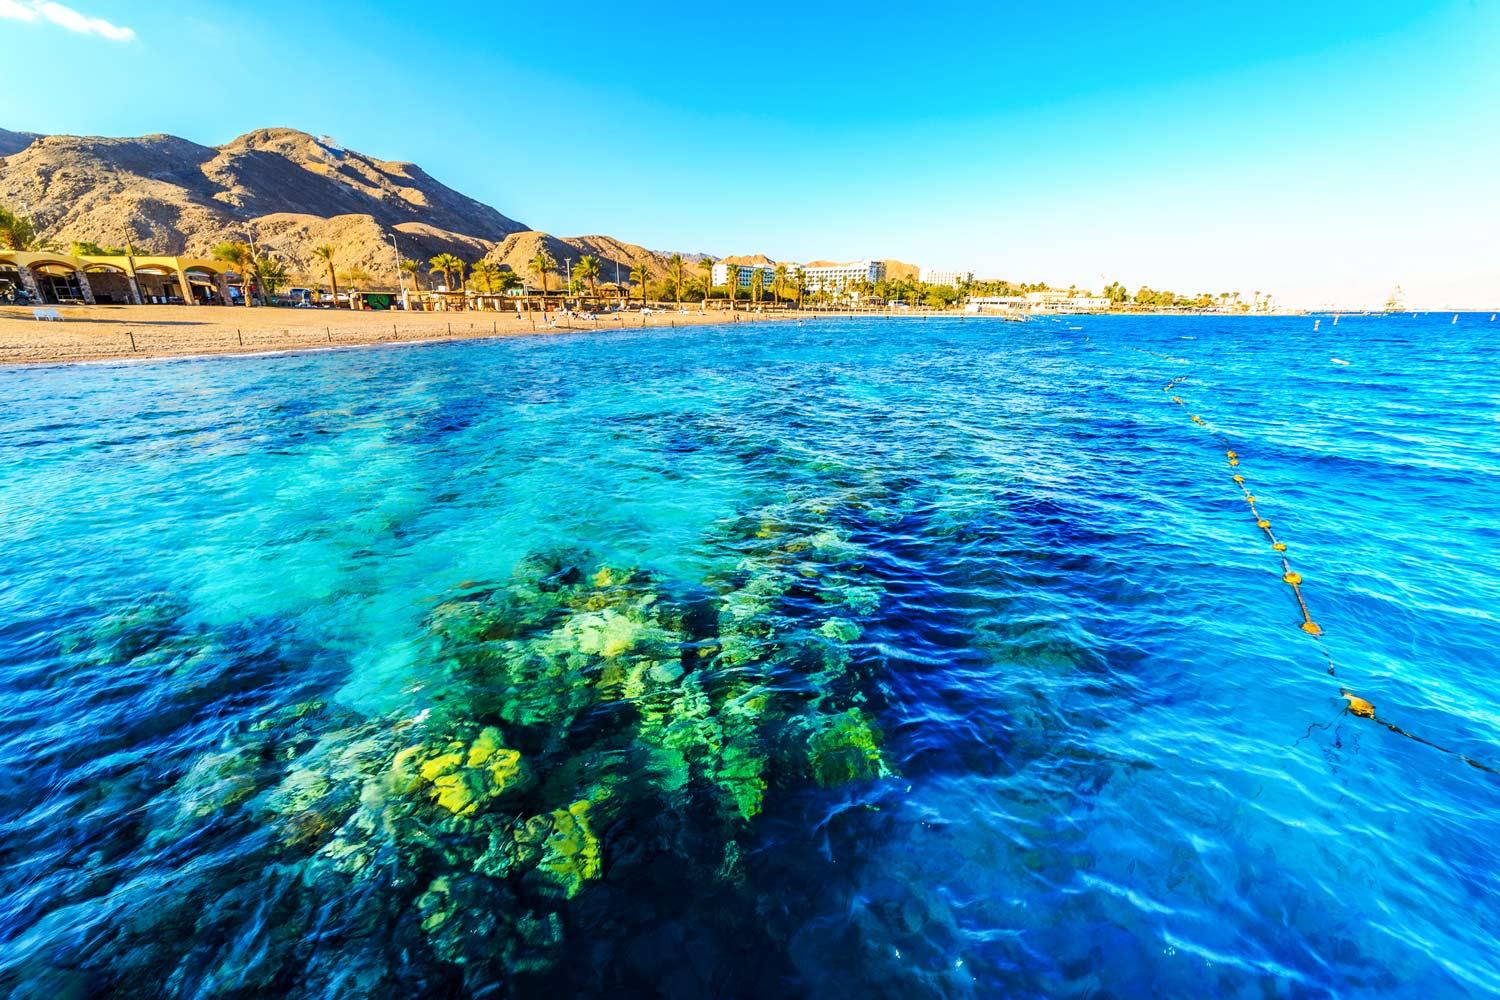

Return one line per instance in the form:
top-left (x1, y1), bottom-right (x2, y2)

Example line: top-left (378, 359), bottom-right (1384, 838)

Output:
top-left (750, 267), bottom-right (764, 307)
top-left (793, 267), bottom-right (805, 308)
top-left (310, 244), bottom-right (339, 309)
top-left (575, 254), bottom-right (602, 306)
top-left (215, 240), bottom-right (259, 307)
top-left (0, 205), bottom-right (45, 250)
top-left (399, 257), bottom-right (421, 291)
top-left (257, 257), bottom-right (289, 296)
top-left (526, 249), bottom-right (555, 314)
top-left (471, 259), bottom-right (503, 293)
top-left (666, 253), bottom-right (687, 308)
top-left (697, 256), bottom-right (715, 304)
top-left (772, 264), bottom-right (788, 304)
top-left (629, 262), bottom-right (652, 309)
top-left (428, 253), bottom-right (465, 295)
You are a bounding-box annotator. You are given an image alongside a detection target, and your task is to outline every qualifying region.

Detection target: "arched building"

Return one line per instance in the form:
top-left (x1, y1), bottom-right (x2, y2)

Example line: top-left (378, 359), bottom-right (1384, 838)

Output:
top-left (0, 251), bottom-right (235, 306)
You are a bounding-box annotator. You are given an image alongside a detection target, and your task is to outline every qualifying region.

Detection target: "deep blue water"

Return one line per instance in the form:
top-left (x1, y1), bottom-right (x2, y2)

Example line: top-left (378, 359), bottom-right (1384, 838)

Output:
top-left (1, 314), bottom-right (1498, 999)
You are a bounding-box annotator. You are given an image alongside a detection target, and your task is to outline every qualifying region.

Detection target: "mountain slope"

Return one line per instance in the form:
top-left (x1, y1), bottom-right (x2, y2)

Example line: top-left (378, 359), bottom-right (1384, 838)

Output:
top-left (0, 128), bottom-right (42, 157)
top-left (0, 127), bottom-right (527, 278)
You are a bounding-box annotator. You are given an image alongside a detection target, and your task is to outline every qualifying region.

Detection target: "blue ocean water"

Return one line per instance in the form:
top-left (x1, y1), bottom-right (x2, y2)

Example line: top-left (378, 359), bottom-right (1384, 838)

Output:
top-left (1, 314), bottom-right (1497, 998)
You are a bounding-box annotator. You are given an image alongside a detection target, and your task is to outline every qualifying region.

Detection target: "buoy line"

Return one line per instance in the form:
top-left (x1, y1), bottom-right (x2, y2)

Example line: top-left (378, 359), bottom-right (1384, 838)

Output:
top-left (1119, 344), bottom-right (1498, 776)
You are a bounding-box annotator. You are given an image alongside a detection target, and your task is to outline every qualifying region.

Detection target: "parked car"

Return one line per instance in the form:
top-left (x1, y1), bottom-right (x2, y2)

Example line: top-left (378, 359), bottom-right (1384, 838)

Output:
top-left (1, 279), bottom-right (35, 306)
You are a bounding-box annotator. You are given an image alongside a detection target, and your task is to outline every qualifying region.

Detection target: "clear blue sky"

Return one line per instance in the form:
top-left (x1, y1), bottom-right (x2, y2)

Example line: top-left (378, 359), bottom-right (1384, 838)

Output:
top-left (3, 1), bottom-right (1497, 306)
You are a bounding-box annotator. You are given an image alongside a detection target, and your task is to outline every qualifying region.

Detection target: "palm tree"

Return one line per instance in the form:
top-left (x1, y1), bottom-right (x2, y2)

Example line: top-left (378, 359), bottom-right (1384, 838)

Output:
top-left (793, 267), bottom-right (805, 309)
top-left (722, 263), bottom-right (739, 311)
top-left (575, 254), bottom-right (602, 307)
top-left (526, 249), bottom-right (555, 314)
top-left (0, 205), bottom-right (45, 250)
top-left (629, 262), bottom-right (651, 309)
top-left (428, 253), bottom-right (464, 293)
top-left (216, 240), bottom-right (259, 307)
top-left (495, 271), bottom-right (520, 295)
top-left (399, 257), bottom-right (421, 292)
top-left (697, 257), bottom-right (715, 306)
top-left (750, 268), bottom-right (764, 308)
top-left (310, 244), bottom-right (339, 308)
top-left (471, 259), bottom-right (503, 294)
top-left (772, 264), bottom-right (788, 305)
top-left (667, 253), bottom-right (687, 308)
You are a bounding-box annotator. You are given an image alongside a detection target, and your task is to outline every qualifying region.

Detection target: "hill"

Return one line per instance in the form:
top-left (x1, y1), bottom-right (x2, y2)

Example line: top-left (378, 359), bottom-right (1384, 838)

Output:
top-left (0, 128), bottom-right (41, 157)
top-left (0, 127), bottom-right (528, 279)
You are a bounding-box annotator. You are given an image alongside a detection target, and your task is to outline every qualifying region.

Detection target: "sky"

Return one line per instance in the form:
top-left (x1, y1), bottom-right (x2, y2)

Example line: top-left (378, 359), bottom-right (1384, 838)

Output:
top-left (3, 0), bottom-right (1497, 308)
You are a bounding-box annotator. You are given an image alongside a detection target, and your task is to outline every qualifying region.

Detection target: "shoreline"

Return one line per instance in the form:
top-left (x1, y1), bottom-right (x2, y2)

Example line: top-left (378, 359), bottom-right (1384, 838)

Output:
top-left (0, 304), bottom-right (822, 368)
top-left (0, 304), bottom-right (1037, 368)
top-left (5, 304), bottom-right (1436, 369)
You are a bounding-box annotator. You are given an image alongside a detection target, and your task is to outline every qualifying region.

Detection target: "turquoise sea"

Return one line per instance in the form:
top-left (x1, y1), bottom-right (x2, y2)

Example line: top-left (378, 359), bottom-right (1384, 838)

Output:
top-left (1, 314), bottom-right (1497, 998)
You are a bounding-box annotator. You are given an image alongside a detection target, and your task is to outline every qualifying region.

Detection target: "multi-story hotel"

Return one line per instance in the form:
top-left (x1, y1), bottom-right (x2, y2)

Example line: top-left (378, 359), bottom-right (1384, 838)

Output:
top-left (920, 268), bottom-right (974, 288)
top-left (711, 262), bottom-right (781, 289)
top-left (799, 260), bottom-right (886, 292)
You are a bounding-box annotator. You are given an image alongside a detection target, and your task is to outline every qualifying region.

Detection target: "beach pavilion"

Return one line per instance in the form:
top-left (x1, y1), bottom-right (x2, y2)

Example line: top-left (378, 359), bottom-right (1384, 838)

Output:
top-left (0, 250), bottom-right (236, 306)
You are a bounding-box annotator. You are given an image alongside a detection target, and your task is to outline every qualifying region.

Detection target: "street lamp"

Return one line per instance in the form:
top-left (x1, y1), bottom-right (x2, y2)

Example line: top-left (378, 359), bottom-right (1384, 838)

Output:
top-left (389, 230), bottom-right (407, 309)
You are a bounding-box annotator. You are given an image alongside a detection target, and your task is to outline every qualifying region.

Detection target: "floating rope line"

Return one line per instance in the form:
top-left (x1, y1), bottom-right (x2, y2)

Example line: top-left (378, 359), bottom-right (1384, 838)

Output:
top-left (1126, 348), bottom-right (1499, 777)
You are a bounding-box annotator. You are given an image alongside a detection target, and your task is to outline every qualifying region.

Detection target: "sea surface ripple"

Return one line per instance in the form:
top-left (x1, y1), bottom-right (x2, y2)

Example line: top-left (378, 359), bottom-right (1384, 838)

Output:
top-left (1, 314), bottom-right (1497, 998)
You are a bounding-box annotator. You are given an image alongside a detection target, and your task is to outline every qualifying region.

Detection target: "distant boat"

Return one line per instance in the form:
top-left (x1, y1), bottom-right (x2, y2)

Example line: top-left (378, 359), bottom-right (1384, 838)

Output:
top-left (1384, 285), bottom-right (1405, 312)
top-left (1332, 358), bottom-right (1350, 366)
top-left (1452, 314), bottom-right (1459, 324)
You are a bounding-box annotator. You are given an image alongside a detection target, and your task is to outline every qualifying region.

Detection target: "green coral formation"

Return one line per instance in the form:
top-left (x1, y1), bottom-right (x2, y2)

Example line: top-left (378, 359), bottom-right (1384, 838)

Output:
top-left (806, 708), bottom-right (890, 787)
top-left (103, 490), bottom-right (902, 994)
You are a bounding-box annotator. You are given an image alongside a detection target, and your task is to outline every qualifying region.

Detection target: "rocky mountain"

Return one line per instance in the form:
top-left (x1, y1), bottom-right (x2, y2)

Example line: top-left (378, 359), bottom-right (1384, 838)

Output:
top-left (0, 127), bottom-right (529, 279)
top-left (0, 124), bottom-right (923, 290)
top-left (0, 129), bottom-right (41, 157)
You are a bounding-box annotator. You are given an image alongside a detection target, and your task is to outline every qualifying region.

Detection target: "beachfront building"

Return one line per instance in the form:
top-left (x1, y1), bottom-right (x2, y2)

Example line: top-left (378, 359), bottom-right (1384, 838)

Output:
top-left (800, 260), bottom-right (886, 293)
top-left (0, 249), bottom-right (236, 306)
top-left (711, 261), bottom-right (779, 289)
top-left (920, 268), bottom-right (974, 288)
top-left (966, 295), bottom-right (1028, 314)
top-left (1024, 290), bottom-right (1110, 313)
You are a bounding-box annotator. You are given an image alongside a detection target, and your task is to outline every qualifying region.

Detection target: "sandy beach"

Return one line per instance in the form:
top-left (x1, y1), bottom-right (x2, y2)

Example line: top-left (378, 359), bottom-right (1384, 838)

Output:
top-left (0, 303), bottom-right (816, 366)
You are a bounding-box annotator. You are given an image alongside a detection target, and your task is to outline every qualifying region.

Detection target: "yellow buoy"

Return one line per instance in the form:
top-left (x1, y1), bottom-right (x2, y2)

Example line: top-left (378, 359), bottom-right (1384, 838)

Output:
top-left (1233, 475), bottom-right (1245, 484)
top-left (1273, 542), bottom-right (1287, 552)
top-left (1300, 621), bottom-right (1323, 636)
top-left (1245, 496), bottom-right (1257, 503)
top-left (1257, 519), bottom-right (1271, 529)
top-left (1283, 572), bottom-right (1303, 585)
top-left (1226, 450), bottom-right (1238, 459)
top-left (1344, 694), bottom-right (1376, 718)
top-left (1229, 459), bottom-right (1240, 467)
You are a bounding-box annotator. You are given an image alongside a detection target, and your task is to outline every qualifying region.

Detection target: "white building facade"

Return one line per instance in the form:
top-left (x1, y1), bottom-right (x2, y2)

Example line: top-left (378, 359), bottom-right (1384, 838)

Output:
top-left (712, 262), bottom-right (780, 289)
top-left (800, 260), bottom-right (886, 292)
top-left (1024, 291), bottom-right (1110, 313)
top-left (920, 268), bottom-right (974, 288)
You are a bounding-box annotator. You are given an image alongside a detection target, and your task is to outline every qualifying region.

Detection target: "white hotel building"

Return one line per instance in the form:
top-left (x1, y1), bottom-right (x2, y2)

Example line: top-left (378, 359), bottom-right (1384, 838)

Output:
top-left (799, 260), bottom-right (886, 292)
top-left (920, 268), bottom-right (974, 288)
top-left (711, 262), bottom-right (779, 288)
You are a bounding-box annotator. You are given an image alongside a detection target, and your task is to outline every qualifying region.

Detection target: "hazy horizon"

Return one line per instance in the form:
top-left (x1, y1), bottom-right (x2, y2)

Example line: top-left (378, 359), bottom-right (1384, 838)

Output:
top-left (3, 1), bottom-right (1496, 309)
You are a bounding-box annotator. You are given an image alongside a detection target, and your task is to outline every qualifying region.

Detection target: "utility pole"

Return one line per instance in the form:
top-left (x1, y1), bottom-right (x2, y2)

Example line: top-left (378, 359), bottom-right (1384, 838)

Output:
top-left (389, 230), bottom-right (407, 309)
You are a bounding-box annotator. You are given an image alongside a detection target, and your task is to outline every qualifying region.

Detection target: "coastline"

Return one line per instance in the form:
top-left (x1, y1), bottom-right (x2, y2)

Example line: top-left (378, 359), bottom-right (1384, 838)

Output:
top-left (0, 304), bottom-right (815, 367)
top-left (0, 304), bottom-right (1340, 368)
top-left (0, 304), bottom-right (1047, 367)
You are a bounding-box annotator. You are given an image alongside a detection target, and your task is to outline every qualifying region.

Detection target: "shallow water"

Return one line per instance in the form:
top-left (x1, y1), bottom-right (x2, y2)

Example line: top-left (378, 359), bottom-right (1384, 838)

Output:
top-left (1, 314), bottom-right (1497, 998)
